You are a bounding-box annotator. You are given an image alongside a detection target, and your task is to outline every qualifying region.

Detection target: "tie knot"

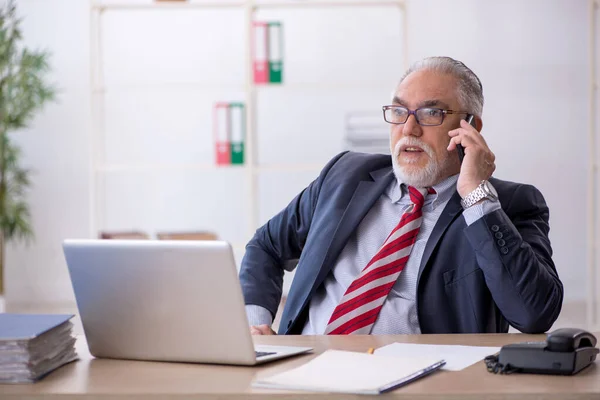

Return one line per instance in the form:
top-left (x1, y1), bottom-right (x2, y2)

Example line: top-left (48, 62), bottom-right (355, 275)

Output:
top-left (408, 186), bottom-right (435, 209)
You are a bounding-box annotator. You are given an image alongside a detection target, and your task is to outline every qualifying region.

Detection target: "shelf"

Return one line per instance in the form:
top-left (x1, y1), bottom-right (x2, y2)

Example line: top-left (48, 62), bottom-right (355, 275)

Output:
top-left (89, 0), bottom-right (408, 246)
top-left (255, 164), bottom-right (323, 173)
top-left (92, 0), bottom-right (404, 10)
top-left (95, 163), bottom-right (325, 173)
top-left (254, 0), bottom-right (404, 9)
top-left (96, 163), bottom-right (226, 172)
top-left (92, 82), bottom-right (247, 93)
top-left (92, 1), bottom-right (246, 11)
top-left (92, 82), bottom-right (394, 93)
top-left (252, 82), bottom-right (396, 90)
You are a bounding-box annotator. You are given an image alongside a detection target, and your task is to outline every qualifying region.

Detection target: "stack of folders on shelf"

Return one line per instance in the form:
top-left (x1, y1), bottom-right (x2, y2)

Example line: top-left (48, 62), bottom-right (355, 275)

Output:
top-left (0, 314), bottom-right (78, 383)
top-left (252, 21), bottom-right (283, 84)
top-left (344, 111), bottom-right (391, 155)
top-left (214, 102), bottom-right (246, 166)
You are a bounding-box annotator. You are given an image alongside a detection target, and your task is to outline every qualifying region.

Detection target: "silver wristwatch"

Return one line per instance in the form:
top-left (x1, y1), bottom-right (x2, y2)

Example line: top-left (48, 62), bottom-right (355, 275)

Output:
top-left (460, 180), bottom-right (499, 209)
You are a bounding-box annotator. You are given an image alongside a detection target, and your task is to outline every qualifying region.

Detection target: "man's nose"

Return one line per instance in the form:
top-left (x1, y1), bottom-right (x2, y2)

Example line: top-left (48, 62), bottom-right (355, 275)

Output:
top-left (402, 114), bottom-right (423, 137)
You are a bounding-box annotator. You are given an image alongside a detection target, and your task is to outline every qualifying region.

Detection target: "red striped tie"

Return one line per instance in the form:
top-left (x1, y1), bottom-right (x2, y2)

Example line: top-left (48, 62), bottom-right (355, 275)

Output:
top-left (324, 186), bottom-right (432, 335)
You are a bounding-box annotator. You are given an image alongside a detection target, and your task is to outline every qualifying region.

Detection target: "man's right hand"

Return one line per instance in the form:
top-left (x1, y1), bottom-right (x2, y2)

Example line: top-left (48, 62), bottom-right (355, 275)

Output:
top-left (250, 324), bottom-right (276, 335)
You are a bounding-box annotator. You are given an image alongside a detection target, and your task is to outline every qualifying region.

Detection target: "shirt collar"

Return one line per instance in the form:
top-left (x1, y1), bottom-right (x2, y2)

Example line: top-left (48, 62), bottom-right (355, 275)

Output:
top-left (387, 173), bottom-right (459, 208)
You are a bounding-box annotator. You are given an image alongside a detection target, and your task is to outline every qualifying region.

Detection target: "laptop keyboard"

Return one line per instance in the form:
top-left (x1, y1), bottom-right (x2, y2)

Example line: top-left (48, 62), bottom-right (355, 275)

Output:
top-left (255, 351), bottom-right (277, 358)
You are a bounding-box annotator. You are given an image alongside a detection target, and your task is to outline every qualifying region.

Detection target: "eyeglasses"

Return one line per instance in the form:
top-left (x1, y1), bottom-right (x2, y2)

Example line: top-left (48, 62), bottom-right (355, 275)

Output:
top-left (382, 105), bottom-right (469, 126)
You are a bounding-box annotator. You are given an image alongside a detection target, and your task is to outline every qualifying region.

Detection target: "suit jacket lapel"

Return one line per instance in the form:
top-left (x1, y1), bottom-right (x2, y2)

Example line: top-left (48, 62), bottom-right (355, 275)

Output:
top-left (310, 169), bottom-right (395, 298)
top-left (417, 191), bottom-right (464, 283)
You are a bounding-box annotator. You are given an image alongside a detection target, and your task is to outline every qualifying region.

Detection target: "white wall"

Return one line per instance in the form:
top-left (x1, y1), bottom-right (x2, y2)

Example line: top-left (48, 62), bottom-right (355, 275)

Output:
top-left (6, 0), bottom-right (91, 304)
top-left (406, 0), bottom-right (591, 304)
top-left (5, 0), bottom-right (593, 308)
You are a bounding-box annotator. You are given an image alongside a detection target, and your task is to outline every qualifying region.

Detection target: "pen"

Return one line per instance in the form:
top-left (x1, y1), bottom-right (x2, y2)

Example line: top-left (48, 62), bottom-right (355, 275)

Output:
top-left (379, 360), bottom-right (446, 393)
top-left (367, 347), bottom-right (374, 354)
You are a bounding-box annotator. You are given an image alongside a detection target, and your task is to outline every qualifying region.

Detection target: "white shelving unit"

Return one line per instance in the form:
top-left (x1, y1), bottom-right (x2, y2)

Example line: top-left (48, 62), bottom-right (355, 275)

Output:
top-left (89, 0), bottom-right (407, 261)
top-left (588, 0), bottom-right (600, 330)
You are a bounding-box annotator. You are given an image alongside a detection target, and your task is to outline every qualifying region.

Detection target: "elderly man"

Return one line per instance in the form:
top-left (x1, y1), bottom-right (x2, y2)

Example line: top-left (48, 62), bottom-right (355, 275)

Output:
top-left (240, 56), bottom-right (563, 336)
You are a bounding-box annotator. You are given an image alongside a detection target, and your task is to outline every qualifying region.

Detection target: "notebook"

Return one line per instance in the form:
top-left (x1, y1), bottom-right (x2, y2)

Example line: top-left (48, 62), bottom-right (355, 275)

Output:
top-left (253, 350), bottom-right (445, 394)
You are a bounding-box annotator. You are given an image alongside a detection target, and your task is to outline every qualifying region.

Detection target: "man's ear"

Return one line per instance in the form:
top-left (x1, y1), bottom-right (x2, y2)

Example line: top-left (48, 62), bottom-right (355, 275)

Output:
top-left (475, 116), bottom-right (483, 132)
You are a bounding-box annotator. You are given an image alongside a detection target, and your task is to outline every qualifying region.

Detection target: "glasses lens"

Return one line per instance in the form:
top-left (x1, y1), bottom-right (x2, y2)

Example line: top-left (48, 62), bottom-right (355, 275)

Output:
top-left (385, 106), bottom-right (408, 124)
top-left (416, 108), bottom-right (444, 126)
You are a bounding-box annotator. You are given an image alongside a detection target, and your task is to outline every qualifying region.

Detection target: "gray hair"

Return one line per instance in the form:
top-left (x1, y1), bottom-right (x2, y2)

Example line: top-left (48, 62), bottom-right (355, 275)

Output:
top-left (397, 56), bottom-right (484, 117)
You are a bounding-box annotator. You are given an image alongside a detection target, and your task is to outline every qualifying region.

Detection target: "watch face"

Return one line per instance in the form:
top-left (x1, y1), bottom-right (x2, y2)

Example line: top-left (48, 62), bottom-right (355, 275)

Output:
top-left (484, 181), bottom-right (498, 199)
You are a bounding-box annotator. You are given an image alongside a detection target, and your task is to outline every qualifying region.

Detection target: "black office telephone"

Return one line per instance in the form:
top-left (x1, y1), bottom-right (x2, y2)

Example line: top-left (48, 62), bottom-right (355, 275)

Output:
top-left (485, 328), bottom-right (599, 375)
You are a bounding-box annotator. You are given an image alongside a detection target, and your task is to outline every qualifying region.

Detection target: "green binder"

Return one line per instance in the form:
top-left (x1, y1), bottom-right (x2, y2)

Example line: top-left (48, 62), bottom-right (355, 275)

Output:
top-left (229, 102), bottom-right (245, 164)
top-left (268, 22), bottom-right (283, 84)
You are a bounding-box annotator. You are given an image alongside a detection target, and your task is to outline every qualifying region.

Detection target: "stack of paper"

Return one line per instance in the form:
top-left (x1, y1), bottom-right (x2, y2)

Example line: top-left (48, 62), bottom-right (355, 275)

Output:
top-left (344, 112), bottom-right (391, 155)
top-left (253, 350), bottom-right (445, 394)
top-left (0, 314), bottom-right (78, 383)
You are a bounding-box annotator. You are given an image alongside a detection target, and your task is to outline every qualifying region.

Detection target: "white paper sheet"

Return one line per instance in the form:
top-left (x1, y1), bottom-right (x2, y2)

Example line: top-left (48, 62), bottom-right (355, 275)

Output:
top-left (374, 343), bottom-right (500, 371)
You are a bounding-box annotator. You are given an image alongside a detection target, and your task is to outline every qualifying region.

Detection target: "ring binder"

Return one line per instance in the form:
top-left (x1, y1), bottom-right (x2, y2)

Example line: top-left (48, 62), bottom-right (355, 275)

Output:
top-left (252, 22), bottom-right (269, 84)
top-left (229, 102), bottom-right (245, 165)
top-left (213, 102), bottom-right (231, 165)
top-left (267, 22), bottom-right (283, 84)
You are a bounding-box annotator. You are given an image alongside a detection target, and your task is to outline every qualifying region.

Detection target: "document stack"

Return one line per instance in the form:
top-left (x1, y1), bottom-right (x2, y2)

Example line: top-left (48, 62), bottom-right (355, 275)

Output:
top-left (344, 111), bottom-right (391, 155)
top-left (0, 314), bottom-right (78, 383)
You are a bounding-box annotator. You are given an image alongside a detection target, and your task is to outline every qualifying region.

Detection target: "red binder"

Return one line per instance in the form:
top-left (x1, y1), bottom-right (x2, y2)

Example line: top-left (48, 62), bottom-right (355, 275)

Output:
top-left (252, 22), bottom-right (269, 84)
top-left (213, 102), bottom-right (231, 165)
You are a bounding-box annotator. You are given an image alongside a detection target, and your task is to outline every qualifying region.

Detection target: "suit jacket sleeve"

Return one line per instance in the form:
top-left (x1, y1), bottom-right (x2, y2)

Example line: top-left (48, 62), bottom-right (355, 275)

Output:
top-left (239, 152), bottom-right (347, 318)
top-left (464, 183), bottom-right (563, 333)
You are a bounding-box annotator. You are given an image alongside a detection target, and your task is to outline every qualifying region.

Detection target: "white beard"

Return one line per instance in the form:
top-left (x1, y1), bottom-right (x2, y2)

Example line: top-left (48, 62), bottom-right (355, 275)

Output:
top-left (391, 138), bottom-right (452, 188)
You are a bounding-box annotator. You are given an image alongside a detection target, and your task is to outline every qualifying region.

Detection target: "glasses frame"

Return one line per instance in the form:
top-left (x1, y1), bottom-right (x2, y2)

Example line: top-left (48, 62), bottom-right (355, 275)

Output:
top-left (382, 105), bottom-right (470, 126)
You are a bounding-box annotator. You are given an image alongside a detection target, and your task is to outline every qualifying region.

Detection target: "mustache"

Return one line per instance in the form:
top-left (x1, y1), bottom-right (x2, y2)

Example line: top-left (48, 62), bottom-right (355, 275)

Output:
top-left (393, 138), bottom-right (434, 158)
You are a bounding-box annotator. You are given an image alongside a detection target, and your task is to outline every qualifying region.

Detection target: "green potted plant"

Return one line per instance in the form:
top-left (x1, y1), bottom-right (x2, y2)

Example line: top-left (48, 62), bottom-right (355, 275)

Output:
top-left (0, 0), bottom-right (56, 294)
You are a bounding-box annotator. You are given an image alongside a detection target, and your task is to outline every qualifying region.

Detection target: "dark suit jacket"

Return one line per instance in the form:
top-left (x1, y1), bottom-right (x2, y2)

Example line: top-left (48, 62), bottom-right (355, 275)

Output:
top-left (240, 151), bottom-right (563, 334)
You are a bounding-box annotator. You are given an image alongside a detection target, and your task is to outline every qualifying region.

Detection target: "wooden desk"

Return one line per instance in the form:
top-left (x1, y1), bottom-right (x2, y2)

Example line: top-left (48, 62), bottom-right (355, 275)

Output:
top-left (1, 334), bottom-right (599, 399)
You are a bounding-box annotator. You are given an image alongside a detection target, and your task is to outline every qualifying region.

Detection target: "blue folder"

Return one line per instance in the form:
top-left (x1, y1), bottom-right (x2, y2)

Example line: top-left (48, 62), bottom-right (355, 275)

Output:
top-left (0, 313), bottom-right (74, 341)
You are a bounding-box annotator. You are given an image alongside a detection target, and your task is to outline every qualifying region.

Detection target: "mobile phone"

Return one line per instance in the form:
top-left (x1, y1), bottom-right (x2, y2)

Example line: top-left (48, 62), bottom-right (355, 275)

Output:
top-left (456, 115), bottom-right (477, 163)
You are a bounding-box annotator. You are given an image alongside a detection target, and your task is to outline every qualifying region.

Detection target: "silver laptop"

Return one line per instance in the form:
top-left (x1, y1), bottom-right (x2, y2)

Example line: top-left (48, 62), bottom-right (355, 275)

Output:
top-left (62, 239), bottom-right (312, 365)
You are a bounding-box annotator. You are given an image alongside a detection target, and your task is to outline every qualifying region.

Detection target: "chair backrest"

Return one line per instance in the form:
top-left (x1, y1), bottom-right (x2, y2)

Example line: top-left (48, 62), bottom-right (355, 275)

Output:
top-left (99, 231), bottom-right (150, 240)
top-left (156, 231), bottom-right (218, 241)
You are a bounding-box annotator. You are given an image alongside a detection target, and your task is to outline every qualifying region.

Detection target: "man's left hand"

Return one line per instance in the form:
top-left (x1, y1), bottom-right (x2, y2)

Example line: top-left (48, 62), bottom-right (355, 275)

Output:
top-left (447, 119), bottom-right (496, 198)
top-left (250, 324), bottom-right (276, 335)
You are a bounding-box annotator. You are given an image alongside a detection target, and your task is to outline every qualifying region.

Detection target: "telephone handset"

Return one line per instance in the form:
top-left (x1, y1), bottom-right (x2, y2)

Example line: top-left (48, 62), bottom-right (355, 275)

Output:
top-left (485, 328), bottom-right (599, 375)
top-left (456, 114), bottom-right (477, 163)
top-left (547, 328), bottom-right (597, 352)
